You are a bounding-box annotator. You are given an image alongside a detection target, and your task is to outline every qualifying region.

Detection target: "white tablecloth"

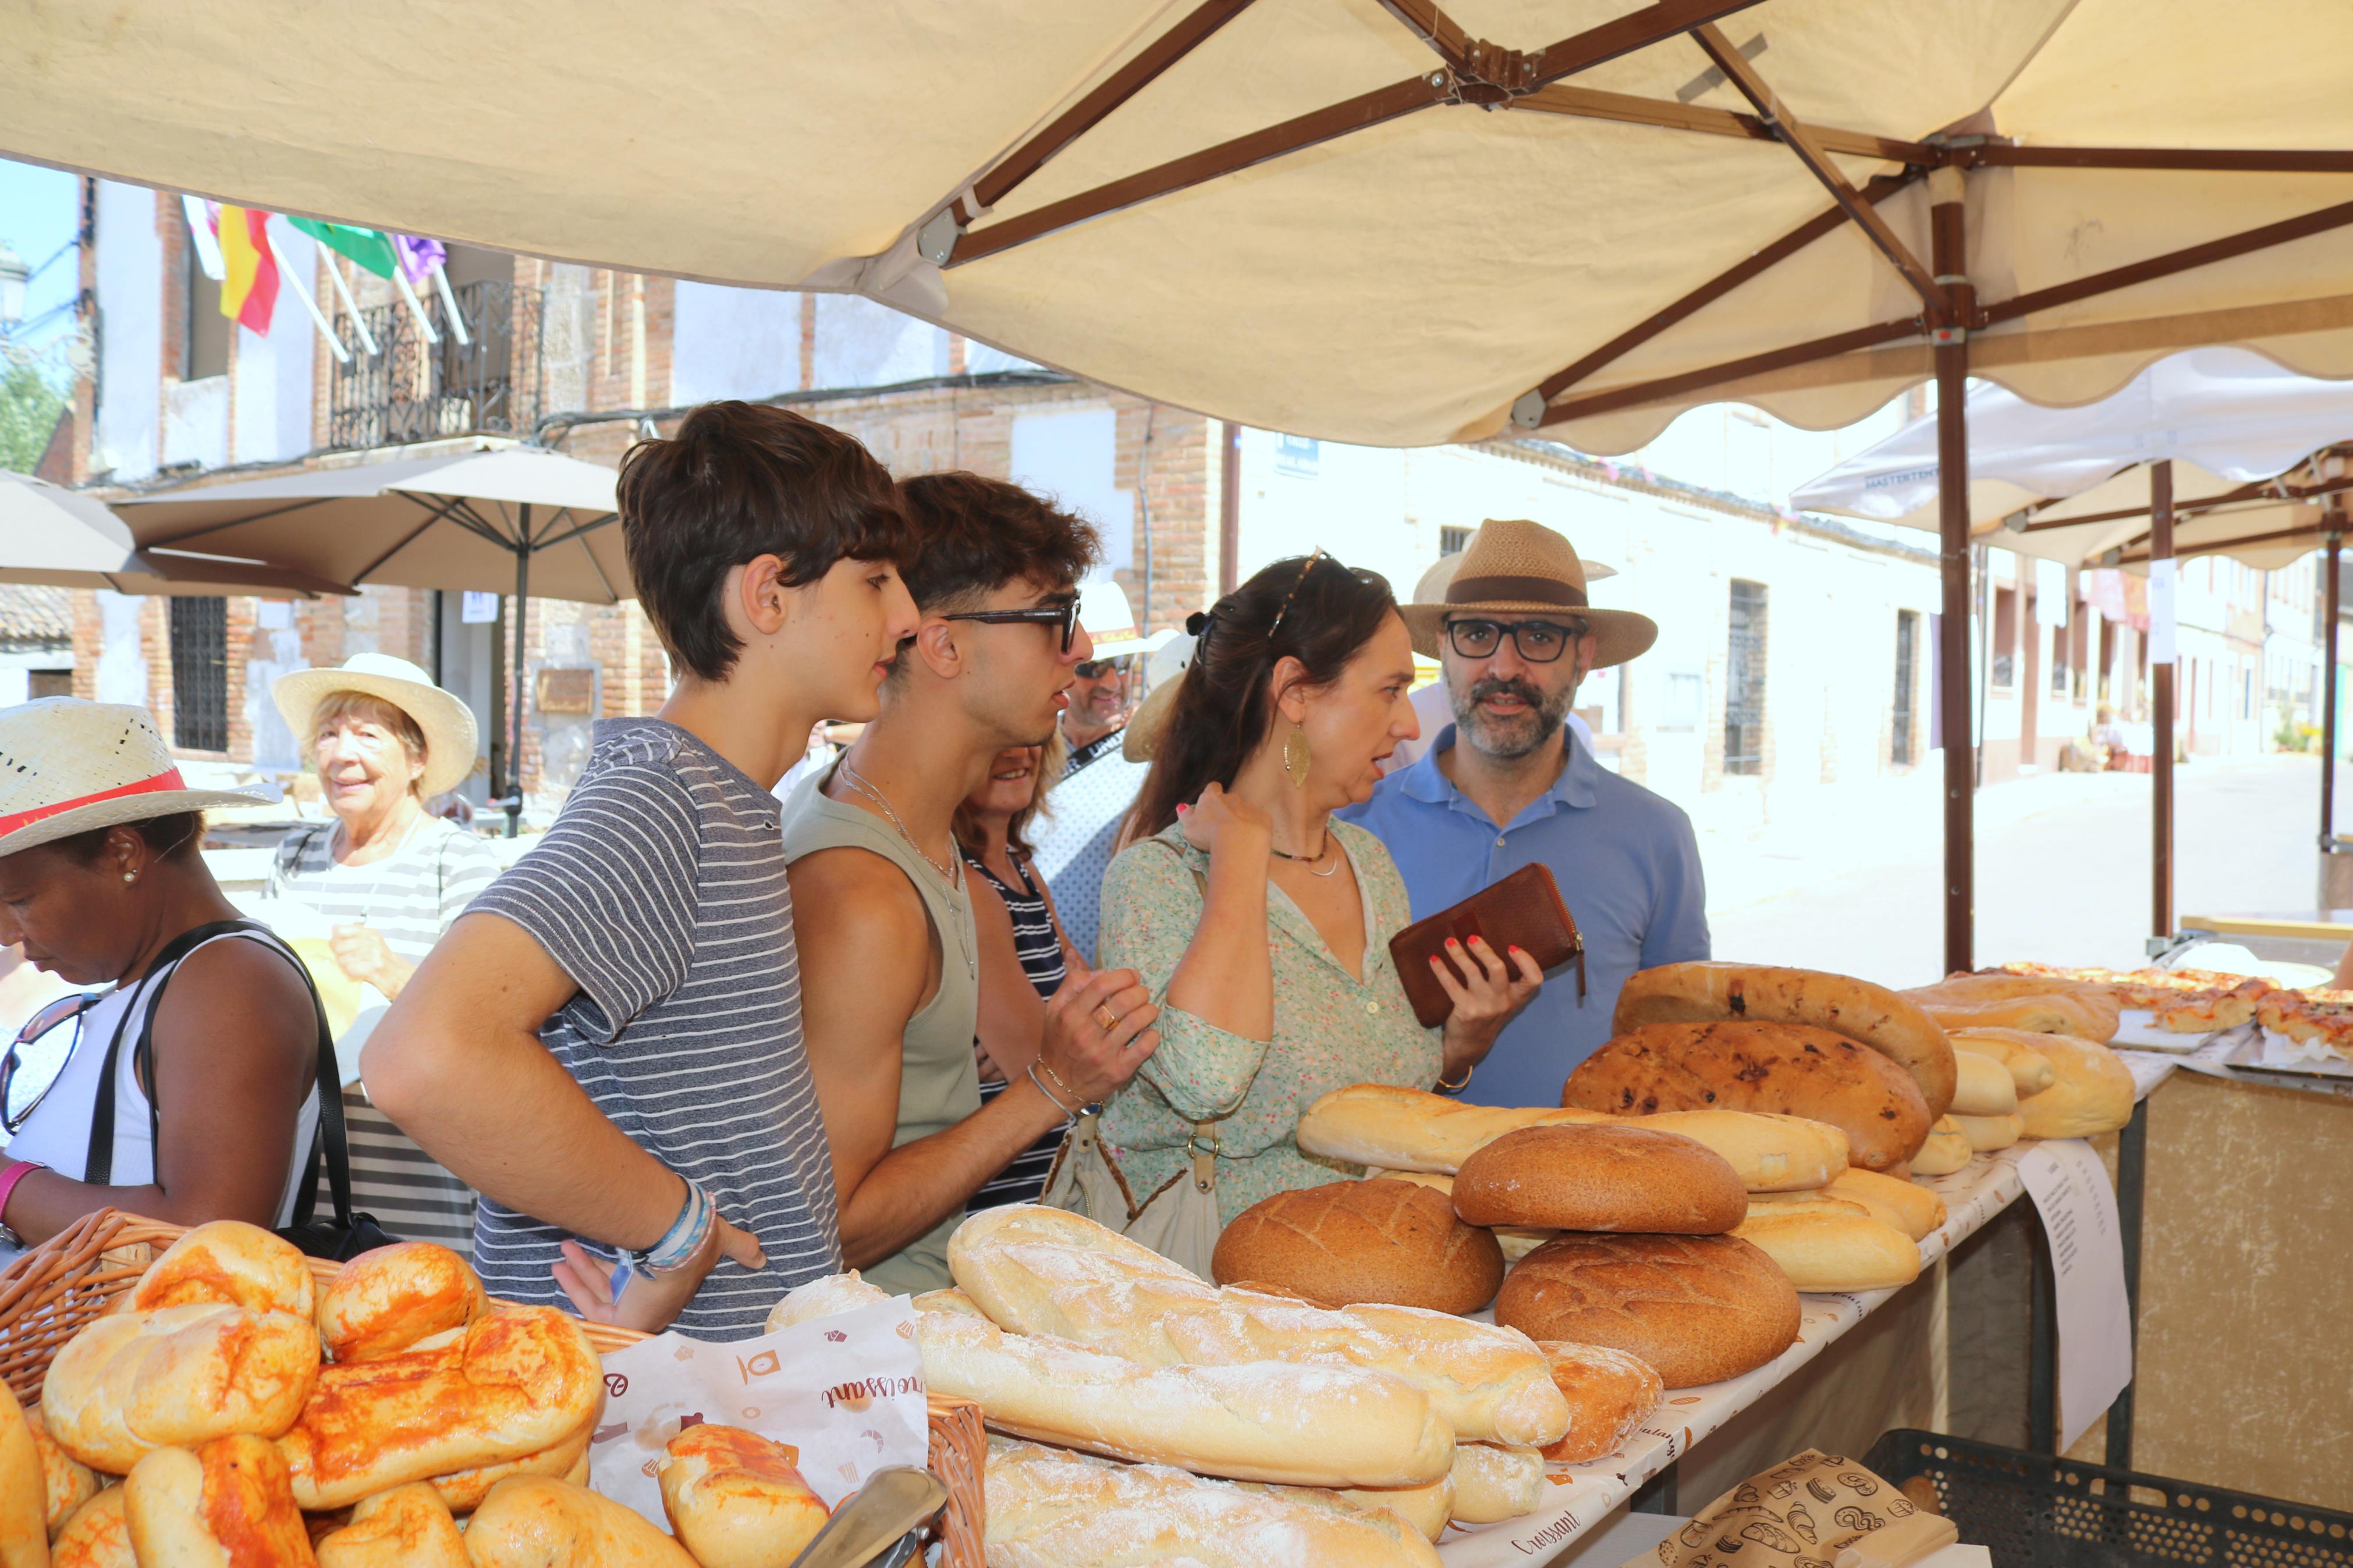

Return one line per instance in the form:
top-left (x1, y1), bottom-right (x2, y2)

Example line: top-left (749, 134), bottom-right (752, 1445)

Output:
top-left (1437, 1154), bottom-right (2029, 1567)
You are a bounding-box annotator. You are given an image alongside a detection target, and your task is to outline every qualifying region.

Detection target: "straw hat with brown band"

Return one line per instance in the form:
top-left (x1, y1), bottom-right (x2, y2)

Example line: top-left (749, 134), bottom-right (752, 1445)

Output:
top-left (1397, 518), bottom-right (1656, 669)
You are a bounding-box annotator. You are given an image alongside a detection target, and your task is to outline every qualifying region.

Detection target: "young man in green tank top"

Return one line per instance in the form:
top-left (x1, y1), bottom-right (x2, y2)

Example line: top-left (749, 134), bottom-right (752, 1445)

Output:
top-left (781, 474), bottom-right (1163, 1294)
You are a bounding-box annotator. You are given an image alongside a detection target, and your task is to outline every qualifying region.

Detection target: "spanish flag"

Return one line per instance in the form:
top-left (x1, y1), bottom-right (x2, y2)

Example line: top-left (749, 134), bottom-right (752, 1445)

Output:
top-left (216, 205), bottom-right (279, 335)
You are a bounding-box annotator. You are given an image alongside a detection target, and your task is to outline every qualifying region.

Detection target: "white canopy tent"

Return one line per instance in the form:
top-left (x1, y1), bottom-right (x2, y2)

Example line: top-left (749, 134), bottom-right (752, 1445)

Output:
top-left (1791, 347), bottom-right (2353, 937)
top-left (13, 0), bottom-right (2353, 984)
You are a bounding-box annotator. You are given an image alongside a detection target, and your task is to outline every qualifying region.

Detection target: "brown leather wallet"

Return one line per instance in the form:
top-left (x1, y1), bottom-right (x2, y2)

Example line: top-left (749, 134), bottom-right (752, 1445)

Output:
top-left (1389, 862), bottom-right (1585, 1028)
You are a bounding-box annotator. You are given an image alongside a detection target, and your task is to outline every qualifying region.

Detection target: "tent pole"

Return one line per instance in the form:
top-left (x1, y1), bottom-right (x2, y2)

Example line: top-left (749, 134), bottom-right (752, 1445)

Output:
top-left (507, 503), bottom-right (531, 840)
top-left (1933, 179), bottom-right (1974, 975)
top-left (2325, 522), bottom-right (2343, 861)
top-left (2150, 461), bottom-right (2175, 941)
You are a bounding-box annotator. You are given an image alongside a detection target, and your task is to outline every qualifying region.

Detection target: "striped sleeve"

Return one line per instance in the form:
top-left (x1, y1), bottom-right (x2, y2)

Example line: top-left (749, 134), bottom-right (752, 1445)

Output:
top-left (435, 827), bottom-right (503, 930)
top-left (469, 765), bottom-right (701, 1042)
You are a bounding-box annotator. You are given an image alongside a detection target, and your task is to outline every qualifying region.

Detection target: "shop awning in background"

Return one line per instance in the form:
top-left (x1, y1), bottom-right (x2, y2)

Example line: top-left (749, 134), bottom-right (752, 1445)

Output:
top-left (1790, 348), bottom-right (2353, 570)
top-left (7, 1), bottom-right (2353, 451)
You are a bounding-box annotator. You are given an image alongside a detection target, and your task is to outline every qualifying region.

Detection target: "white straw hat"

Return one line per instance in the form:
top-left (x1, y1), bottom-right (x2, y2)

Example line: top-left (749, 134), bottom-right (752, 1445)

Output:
top-left (0, 699), bottom-right (280, 859)
top-left (272, 653), bottom-right (481, 798)
top-left (1079, 579), bottom-right (1154, 660)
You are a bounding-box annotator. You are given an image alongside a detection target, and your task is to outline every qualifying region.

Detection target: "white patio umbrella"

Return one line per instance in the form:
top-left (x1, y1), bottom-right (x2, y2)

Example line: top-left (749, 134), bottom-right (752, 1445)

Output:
top-left (1791, 349), bottom-right (2353, 570)
top-left (0, 470), bottom-right (353, 599)
top-left (112, 443), bottom-right (625, 831)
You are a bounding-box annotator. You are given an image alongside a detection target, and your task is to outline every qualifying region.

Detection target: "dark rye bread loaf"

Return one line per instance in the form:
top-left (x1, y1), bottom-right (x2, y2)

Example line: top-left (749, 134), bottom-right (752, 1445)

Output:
top-left (1451, 1123), bottom-right (1747, 1234)
top-left (1209, 1179), bottom-right (1504, 1314)
top-left (1563, 1021), bottom-right (1934, 1170)
top-left (1494, 1232), bottom-right (1800, 1389)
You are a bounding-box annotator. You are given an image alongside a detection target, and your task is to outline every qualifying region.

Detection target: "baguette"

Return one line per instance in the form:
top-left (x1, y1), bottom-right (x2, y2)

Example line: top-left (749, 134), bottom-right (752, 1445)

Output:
top-left (0, 1379), bottom-right (42, 1568)
top-left (1950, 1110), bottom-right (2024, 1151)
top-left (2000, 1030), bottom-right (2136, 1137)
top-left (1334, 1476), bottom-right (1454, 1542)
top-left (43, 1304), bottom-right (321, 1474)
top-left (913, 1302), bottom-right (1455, 1488)
top-left (1922, 996), bottom-right (2117, 1043)
top-left (1909, 1117), bottom-right (1972, 1176)
top-left (1826, 1168), bottom-right (1945, 1241)
top-left (949, 1206), bottom-right (1568, 1448)
top-left (315, 1482), bottom-right (469, 1568)
top-left (1614, 962), bottom-right (1957, 1117)
top-left (1949, 1033), bottom-right (2057, 1096)
top-left (1732, 1201), bottom-right (1921, 1292)
top-left (1447, 1442), bottom-right (1545, 1524)
top-left (275, 1306), bottom-right (604, 1510)
top-left (1299, 1084), bottom-right (1844, 1190)
top-left (463, 1476), bottom-right (697, 1568)
top-left (1947, 1050), bottom-right (2020, 1116)
top-left (50, 1487), bottom-right (130, 1568)
top-left (983, 1441), bottom-right (1443, 1568)
top-left (1911, 973), bottom-right (2126, 1011)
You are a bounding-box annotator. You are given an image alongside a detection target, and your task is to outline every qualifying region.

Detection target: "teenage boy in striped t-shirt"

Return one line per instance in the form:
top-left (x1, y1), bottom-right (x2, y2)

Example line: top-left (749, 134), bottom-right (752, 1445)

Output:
top-left (363, 401), bottom-right (919, 1337)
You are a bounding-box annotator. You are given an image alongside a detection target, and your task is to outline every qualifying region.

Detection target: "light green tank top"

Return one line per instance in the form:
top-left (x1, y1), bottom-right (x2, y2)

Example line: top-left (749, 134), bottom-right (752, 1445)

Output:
top-left (778, 763), bottom-right (981, 1296)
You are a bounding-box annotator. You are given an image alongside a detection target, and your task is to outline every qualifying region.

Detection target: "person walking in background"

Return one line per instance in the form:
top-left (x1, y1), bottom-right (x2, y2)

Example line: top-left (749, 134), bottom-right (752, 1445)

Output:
top-left (364, 401), bottom-right (920, 1337)
top-left (783, 472), bottom-right (1160, 1295)
top-left (1342, 519), bottom-right (1708, 1107)
top-left (267, 653), bottom-right (501, 1254)
top-left (954, 735), bottom-right (1085, 1208)
top-left (0, 700), bottom-right (322, 1254)
top-left (1099, 554), bottom-right (1541, 1223)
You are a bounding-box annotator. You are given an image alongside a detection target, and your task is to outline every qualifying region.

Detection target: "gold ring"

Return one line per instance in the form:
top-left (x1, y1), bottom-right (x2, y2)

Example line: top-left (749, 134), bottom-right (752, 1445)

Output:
top-left (1092, 1004), bottom-right (1122, 1032)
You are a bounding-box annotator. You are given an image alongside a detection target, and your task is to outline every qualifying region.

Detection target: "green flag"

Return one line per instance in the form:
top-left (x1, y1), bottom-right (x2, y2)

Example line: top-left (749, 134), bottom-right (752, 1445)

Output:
top-left (288, 218), bottom-right (399, 279)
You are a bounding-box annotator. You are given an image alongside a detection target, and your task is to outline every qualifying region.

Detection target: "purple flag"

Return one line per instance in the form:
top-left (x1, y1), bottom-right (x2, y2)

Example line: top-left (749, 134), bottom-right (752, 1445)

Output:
top-left (393, 233), bottom-right (448, 283)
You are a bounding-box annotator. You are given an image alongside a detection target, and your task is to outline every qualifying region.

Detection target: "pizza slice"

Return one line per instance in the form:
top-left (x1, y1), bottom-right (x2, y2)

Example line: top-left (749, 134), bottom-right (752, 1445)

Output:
top-left (2149, 977), bottom-right (2273, 1032)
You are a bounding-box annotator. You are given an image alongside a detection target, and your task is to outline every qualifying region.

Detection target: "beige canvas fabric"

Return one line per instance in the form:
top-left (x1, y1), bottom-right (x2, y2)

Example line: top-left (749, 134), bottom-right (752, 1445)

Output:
top-left (6, 2), bottom-right (2353, 449)
top-left (0, 471), bottom-right (350, 599)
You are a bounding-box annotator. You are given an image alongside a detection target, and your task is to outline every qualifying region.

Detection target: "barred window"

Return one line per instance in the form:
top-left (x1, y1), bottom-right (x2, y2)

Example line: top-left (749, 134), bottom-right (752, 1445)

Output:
top-left (169, 596), bottom-right (229, 752)
top-left (1724, 579), bottom-right (1768, 776)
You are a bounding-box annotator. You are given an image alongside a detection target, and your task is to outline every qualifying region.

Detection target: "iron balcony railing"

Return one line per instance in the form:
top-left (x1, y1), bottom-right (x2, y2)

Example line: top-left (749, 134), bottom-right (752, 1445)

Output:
top-left (328, 279), bottom-right (544, 450)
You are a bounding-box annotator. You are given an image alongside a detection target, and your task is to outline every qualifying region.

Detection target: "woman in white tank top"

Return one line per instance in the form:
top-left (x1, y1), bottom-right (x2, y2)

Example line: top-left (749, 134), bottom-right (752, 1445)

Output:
top-left (0, 699), bottom-right (323, 1254)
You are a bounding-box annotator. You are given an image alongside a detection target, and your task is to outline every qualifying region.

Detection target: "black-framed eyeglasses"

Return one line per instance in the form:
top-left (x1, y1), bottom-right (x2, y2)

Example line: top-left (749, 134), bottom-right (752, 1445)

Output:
top-left (941, 596), bottom-right (1081, 654)
top-left (2, 991), bottom-right (100, 1135)
top-left (1444, 617), bottom-right (1587, 664)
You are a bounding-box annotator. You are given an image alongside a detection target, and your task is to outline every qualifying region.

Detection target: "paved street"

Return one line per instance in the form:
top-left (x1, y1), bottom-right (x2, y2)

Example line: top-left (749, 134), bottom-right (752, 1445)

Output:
top-left (1705, 753), bottom-right (2327, 987)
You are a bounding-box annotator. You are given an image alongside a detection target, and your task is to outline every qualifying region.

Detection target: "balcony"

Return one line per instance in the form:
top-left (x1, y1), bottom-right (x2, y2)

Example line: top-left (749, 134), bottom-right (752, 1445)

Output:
top-left (328, 279), bottom-right (543, 450)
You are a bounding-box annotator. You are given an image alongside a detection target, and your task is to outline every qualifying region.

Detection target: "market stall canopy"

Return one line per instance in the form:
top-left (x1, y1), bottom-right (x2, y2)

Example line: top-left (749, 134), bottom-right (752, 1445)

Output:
top-left (1789, 348), bottom-right (2353, 570)
top-left (111, 443), bottom-right (628, 603)
top-left (0, 470), bottom-right (354, 599)
top-left (8, 1), bottom-right (2353, 451)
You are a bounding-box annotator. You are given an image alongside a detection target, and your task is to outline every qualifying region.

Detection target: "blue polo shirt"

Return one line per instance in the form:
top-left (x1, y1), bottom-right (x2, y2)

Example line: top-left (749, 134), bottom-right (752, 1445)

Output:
top-left (1338, 725), bottom-right (1710, 1108)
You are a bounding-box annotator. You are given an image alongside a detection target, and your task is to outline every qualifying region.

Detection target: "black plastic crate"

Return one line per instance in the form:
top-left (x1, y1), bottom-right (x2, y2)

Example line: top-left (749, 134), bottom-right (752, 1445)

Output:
top-left (1865, 1431), bottom-right (2353, 1568)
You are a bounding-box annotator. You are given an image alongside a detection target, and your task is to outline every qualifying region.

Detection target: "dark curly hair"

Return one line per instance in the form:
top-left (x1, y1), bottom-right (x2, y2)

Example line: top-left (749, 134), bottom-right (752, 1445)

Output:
top-left (895, 471), bottom-right (1101, 612)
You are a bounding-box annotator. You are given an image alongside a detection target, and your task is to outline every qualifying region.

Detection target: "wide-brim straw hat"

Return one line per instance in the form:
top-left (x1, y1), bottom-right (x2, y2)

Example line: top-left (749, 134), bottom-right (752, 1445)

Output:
top-left (273, 653), bottom-right (480, 798)
top-left (0, 698), bottom-right (279, 859)
top-left (1080, 580), bottom-right (1155, 661)
top-left (1400, 519), bottom-right (1655, 668)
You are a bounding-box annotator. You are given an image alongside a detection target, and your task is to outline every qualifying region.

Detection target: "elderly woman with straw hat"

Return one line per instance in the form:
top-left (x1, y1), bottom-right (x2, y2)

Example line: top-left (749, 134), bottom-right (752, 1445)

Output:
top-left (0, 699), bottom-right (324, 1256)
top-left (267, 653), bottom-right (500, 1253)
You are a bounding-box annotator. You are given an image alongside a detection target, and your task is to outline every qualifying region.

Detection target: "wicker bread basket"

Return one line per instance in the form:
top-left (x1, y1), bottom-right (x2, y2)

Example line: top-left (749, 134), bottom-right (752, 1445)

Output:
top-left (0, 1208), bottom-right (985, 1567)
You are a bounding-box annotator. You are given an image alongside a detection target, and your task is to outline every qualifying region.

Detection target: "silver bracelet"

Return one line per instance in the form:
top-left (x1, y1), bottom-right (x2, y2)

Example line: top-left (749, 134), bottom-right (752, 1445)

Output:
top-left (1027, 1061), bottom-right (1081, 1121)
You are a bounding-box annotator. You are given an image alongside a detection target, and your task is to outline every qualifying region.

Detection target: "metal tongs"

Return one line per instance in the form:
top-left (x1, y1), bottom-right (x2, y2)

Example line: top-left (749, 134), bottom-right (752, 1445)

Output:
top-left (786, 1465), bottom-right (949, 1568)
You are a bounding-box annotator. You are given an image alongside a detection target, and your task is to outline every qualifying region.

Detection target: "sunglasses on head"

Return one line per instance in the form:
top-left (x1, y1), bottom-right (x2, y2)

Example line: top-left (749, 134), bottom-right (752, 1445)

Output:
top-left (2, 990), bottom-right (101, 1135)
top-left (941, 594), bottom-right (1081, 654)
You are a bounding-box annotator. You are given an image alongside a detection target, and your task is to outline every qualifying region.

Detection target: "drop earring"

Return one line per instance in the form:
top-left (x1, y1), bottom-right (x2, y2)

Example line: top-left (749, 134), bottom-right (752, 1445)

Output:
top-left (1283, 727), bottom-right (1312, 788)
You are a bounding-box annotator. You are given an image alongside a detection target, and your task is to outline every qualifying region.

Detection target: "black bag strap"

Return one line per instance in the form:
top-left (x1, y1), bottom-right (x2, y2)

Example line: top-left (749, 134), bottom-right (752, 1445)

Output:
top-left (87, 922), bottom-right (351, 1231)
top-left (85, 919), bottom-right (261, 1186)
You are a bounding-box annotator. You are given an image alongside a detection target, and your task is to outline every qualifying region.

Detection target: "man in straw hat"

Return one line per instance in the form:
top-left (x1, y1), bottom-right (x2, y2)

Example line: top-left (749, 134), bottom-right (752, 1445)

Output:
top-left (1060, 580), bottom-right (1155, 777)
top-left (1341, 518), bottom-right (1708, 1107)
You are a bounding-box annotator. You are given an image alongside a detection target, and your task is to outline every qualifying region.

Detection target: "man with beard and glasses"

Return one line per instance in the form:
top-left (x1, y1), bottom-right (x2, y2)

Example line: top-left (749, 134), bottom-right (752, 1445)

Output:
top-left (1340, 519), bottom-right (1707, 1107)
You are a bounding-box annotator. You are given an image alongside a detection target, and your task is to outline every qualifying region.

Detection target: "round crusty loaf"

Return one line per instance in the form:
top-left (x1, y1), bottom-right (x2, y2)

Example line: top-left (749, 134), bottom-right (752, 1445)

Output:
top-left (1211, 1179), bottom-right (1504, 1314)
top-left (1453, 1125), bottom-right (1747, 1234)
top-left (1564, 1021), bottom-right (1934, 1171)
top-left (1614, 962), bottom-right (1957, 1117)
top-left (1493, 1233), bottom-right (1800, 1389)
top-left (1534, 1339), bottom-right (1662, 1464)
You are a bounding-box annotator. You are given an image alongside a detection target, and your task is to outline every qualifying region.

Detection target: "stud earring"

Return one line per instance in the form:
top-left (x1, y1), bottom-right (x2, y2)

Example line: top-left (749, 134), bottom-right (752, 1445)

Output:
top-left (122, 872), bottom-right (136, 884)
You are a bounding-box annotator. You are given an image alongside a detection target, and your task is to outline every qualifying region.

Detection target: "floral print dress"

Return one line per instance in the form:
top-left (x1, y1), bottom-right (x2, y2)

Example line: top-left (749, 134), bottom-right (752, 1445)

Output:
top-left (1096, 820), bottom-right (1444, 1224)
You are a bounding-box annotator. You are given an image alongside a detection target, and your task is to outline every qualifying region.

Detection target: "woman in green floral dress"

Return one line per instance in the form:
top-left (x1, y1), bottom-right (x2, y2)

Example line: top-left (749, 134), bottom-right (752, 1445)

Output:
top-left (1098, 554), bottom-right (1543, 1222)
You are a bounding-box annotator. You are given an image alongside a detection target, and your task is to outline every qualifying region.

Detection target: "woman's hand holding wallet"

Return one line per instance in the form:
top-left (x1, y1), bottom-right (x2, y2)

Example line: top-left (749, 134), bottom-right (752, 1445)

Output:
top-left (1429, 937), bottom-right (1544, 1082)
